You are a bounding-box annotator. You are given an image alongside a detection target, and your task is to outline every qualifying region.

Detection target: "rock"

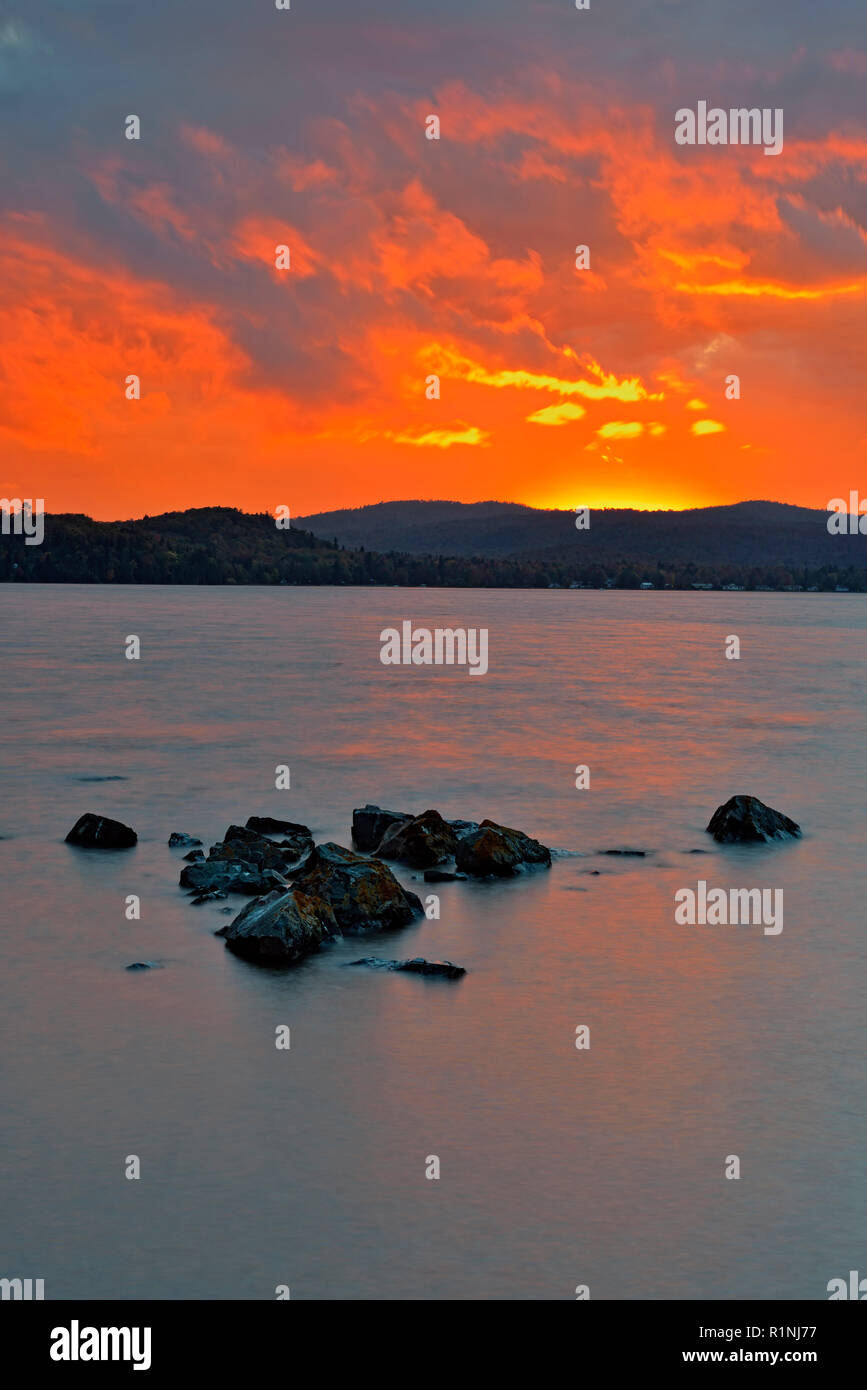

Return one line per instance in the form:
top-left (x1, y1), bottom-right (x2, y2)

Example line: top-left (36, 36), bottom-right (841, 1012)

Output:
top-left (377, 809), bottom-right (459, 869)
top-left (183, 848), bottom-right (205, 862)
top-left (179, 860), bottom-right (287, 896)
top-left (217, 887), bottom-right (339, 964)
top-left (292, 842), bottom-right (423, 933)
top-left (65, 813), bottom-right (137, 850)
top-left (455, 820), bottom-right (551, 877)
top-left (348, 957), bottom-right (466, 979)
top-left (125, 961), bottom-right (163, 971)
top-left (246, 816), bottom-right (313, 844)
top-left (207, 827), bottom-right (306, 873)
top-left (601, 848), bottom-right (647, 857)
top-left (168, 832), bottom-right (201, 848)
top-left (351, 804), bottom-right (412, 852)
top-left (447, 819), bottom-right (480, 841)
top-left (423, 868), bottom-right (467, 882)
top-left (706, 795), bottom-right (801, 844)
top-left (190, 889), bottom-right (229, 904)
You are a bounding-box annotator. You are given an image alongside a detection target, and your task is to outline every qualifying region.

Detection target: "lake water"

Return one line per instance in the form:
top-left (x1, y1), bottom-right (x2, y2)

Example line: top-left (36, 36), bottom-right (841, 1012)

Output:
top-left (1, 585), bottom-right (865, 1300)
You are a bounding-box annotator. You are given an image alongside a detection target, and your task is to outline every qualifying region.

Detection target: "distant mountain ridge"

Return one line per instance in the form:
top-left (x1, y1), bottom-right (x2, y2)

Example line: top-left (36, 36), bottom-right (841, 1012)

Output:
top-left (1, 501), bottom-right (864, 588)
top-left (296, 499), bottom-right (861, 568)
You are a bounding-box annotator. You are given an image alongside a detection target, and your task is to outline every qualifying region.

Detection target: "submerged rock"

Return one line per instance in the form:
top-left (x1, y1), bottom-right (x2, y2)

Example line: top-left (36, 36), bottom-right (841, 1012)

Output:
top-left (351, 805), bottom-right (412, 852)
top-left (168, 832), bottom-right (201, 848)
top-left (348, 957), bottom-right (466, 979)
top-left (706, 795), bottom-right (801, 844)
top-left (65, 813), bottom-right (137, 850)
top-left (423, 868), bottom-right (467, 883)
top-left (217, 887), bottom-right (339, 964)
top-left (377, 809), bottom-right (459, 869)
top-left (455, 820), bottom-right (551, 877)
top-left (125, 961), bottom-right (163, 971)
top-left (601, 848), bottom-right (648, 857)
top-left (292, 842), bottom-right (423, 933)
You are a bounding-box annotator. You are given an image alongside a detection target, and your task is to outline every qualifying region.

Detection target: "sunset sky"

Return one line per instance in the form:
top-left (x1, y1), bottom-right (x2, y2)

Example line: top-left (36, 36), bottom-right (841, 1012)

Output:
top-left (1, 0), bottom-right (865, 519)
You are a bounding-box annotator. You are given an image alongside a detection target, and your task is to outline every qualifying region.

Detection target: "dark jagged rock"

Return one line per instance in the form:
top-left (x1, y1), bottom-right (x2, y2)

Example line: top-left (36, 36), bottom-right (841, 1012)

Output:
top-left (706, 795), bottom-right (801, 844)
top-left (351, 804), bottom-right (412, 852)
top-left (208, 825), bottom-right (309, 872)
top-left (448, 819), bottom-right (480, 841)
top-left (423, 868), bottom-right (467, 883)
top-left (168, 832), bottom-right (201, 848)
top-left (244, 811), bottom-right (311, 856)
top-left (190, 889), bottom-right (228, 904)
top-left (183, 848), bottom-right (205, 862)
top-left (217, 887), bottom-right (339, 964)
top-left (179, 859), bottom-right (287, 896)
top-left (348, 957), bottom-right (466, 979)
top-left (455, 819), bottom-right (551, 877)
top-left (292, 842), bottom-right (423, 933)
top-left (65, 813), bottom-right (137, 850)
top-left (377, 809), bottom-right (459, 869)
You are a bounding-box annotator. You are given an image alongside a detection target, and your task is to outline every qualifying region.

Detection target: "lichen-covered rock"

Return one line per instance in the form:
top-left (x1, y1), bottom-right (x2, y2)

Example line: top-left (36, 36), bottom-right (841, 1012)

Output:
top-left (707, 795), bottom-right (801, 844)
top-left (351, 805), bottom-right (412, 852)
top-left (455, 819), bottom-right (551, 877)
top-left (217, 887), bottom-right (339, 964)
top-left (376, 809), bottom-right (459, 869)
top-left (292, 842), bottom-right (423, 933)
top-left (65, 813), bottom-right (137, 850)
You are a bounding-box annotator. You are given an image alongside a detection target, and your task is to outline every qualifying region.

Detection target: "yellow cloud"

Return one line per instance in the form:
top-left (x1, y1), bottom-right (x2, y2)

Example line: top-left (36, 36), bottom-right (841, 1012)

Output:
top-left (420, 344), bottom-right (663, 402)
top-left (391, 425), bottom-right (490, 448)
top-left (691, 419), bottom-right (726, 436)
top-left (597, 421), bottom-right (644, 439)
top-left (676, 278), bottom-right (867, 301)
top-left (686, 398), bottom-right (707, 410)
top-left (526, 402), bottom-right (587, 426)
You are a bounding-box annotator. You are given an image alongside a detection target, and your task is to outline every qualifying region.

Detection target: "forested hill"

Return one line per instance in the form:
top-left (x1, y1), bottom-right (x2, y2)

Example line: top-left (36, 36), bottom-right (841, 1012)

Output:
top-left (1, 504), bottom-right (865, 590)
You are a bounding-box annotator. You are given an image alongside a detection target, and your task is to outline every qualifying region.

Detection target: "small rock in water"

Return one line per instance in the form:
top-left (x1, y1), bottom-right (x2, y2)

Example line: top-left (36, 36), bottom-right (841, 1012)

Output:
top-left (706, 795), bottom-right (801, 844)
top-left (217, 887), bottom-right (339, 964)
top-left (190, 889), bottom-right (229, 904)
top-left (423, 868), bottom-right (467, 882)
top-left (601, 848), bottom-right (648, 857)
top-left (292, 843), bottom-right (423, 933)
top-left (65, 813), bottom-right (137, 850)
top-left (351, 804), bottom-right (413, 852)
top-left (348, 957), bottom-right (466, 979)
top-left (183, 848), bottom-right (205, 862)
top-left (125, 961), bottom-right (163, 971)
top-left (377, 809), bottom-right (460, 869)
top-left (455, 820), bottom-right (551, 877)
top-left (169, 832), bottom-right (202, 848)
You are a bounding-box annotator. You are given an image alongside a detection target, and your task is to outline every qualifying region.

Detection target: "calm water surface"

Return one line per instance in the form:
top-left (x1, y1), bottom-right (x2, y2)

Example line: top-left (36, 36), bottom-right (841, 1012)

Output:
top-left (1, 585), bottom-right (865, 1299)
